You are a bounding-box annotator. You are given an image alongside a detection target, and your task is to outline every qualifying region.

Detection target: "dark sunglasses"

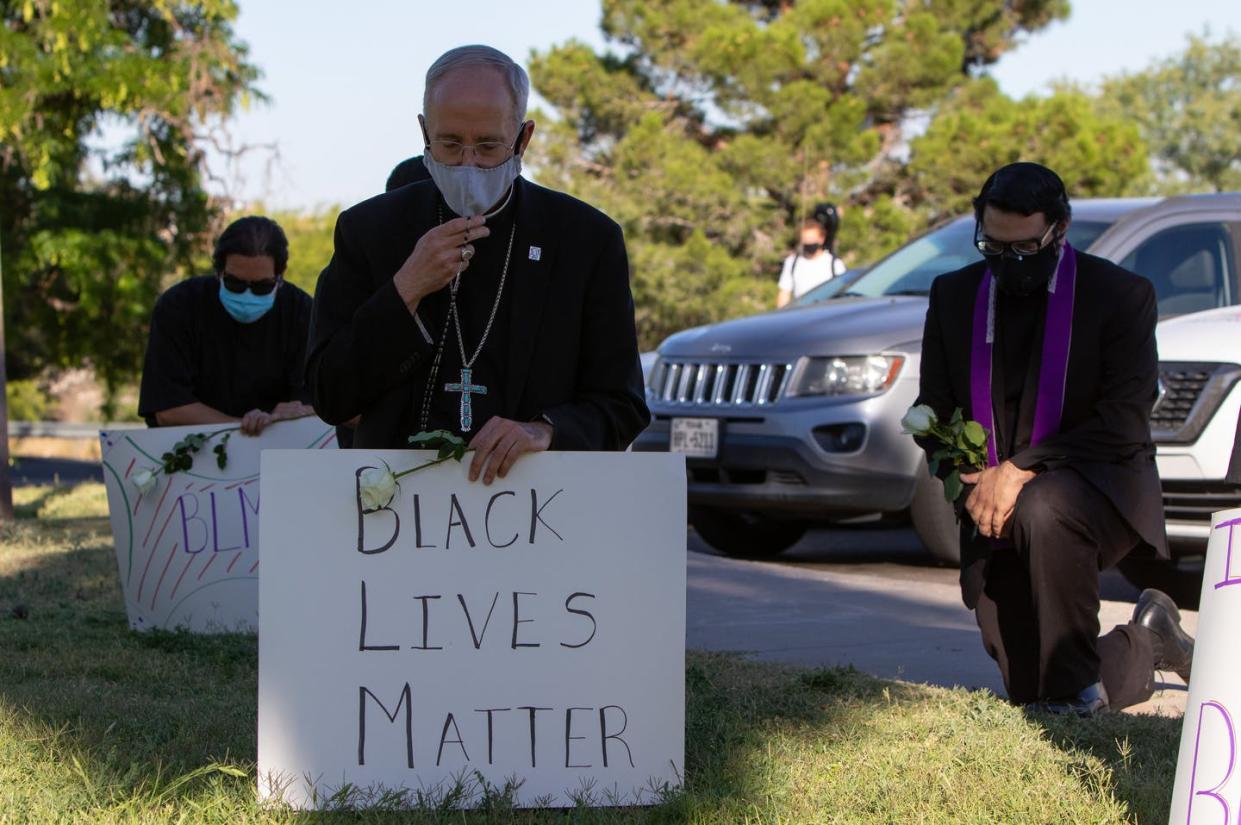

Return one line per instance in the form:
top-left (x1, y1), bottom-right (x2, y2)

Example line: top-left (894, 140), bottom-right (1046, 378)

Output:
top-left (220, 272), bottom-right (281, 296)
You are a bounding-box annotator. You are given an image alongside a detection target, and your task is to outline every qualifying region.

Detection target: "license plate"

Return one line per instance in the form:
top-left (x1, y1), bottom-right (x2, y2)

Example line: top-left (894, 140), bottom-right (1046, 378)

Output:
top-left (670, 418), bottom-right (719, 459)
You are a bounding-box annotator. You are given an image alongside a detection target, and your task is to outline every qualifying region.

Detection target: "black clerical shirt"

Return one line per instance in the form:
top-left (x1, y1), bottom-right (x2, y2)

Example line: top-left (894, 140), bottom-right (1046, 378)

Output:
top-left (306, 176), bottom-right (650, 452)
top-left (418, 191), bottom-right (517, 438)
top-left (137, 276), bottom-right (312, 426)
top-left (993, 289), bottom-right (1046, 461)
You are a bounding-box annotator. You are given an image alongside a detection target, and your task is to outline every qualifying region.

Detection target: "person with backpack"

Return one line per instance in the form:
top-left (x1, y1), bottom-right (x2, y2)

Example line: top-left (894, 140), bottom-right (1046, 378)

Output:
top-left (776, 203), bottom-right (846, 308)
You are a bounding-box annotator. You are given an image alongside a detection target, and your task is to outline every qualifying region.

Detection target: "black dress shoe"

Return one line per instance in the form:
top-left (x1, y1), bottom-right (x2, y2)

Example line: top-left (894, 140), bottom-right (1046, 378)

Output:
top-left (1132, 588), bottom-right (1195, 683)
top-left (1030, 681), bottom-right (1110, 717)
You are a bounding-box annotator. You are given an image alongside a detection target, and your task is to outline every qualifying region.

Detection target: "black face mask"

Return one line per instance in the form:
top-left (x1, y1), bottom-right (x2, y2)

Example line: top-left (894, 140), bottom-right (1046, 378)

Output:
top-left (801, 243), bottom-right (822, 257)
top-left (989, 242), bottom-right (1061, 297)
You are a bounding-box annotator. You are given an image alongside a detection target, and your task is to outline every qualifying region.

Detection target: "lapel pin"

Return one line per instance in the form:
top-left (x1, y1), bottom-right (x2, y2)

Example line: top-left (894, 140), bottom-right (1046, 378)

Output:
top-left (529, 246), bottom-right (542, 261)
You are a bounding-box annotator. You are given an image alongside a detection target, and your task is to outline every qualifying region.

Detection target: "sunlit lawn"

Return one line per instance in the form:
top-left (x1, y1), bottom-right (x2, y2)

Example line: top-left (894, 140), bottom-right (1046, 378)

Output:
top-left (0, 483), bottom-right (1181, 823)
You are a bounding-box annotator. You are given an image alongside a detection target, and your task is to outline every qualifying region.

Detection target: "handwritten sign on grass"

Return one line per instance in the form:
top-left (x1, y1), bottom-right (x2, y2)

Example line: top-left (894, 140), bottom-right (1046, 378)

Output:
top-left (256, 450), bottom-right (686, 809)
top-left (1171, 507), bottom-right (1241, 822)
top-left (99, 418), bottom-right (336, 632)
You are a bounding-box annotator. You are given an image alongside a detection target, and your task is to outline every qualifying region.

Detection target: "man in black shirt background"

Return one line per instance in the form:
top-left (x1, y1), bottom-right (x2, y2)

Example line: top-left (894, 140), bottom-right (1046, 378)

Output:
top-left (138, 215), bottom-right (314, 435)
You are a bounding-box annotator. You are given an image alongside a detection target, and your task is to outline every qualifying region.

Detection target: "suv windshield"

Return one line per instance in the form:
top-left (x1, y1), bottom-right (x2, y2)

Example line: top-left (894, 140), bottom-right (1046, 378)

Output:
top-left (793, 268), bottom-right (867, 306)
top-left (815, 217), bottom-right (1113, 300)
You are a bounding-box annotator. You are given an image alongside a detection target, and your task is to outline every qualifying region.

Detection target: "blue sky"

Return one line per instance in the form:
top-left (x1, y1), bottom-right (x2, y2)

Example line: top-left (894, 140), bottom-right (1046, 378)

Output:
top-left (215, 0), bottom-right (1240, 211)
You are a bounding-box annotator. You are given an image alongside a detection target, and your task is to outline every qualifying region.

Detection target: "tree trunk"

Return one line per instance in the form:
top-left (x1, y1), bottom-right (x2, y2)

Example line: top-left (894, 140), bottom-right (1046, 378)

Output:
top-left (0, 232), bottom-right (16, 521)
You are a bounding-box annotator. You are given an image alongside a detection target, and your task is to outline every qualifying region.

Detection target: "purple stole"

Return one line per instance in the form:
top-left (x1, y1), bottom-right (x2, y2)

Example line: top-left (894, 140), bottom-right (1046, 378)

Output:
top-left (969, 243), bottom-right (1078, 469)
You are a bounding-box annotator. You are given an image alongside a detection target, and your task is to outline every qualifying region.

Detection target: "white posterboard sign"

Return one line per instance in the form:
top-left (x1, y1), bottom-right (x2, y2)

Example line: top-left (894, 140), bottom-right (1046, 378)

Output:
top-left (99, 418), bottom-right (337, 633)
top-left (1171, 506), bottom-right (1241, 822)
top-left (257, 450), bottom-right (686, 809)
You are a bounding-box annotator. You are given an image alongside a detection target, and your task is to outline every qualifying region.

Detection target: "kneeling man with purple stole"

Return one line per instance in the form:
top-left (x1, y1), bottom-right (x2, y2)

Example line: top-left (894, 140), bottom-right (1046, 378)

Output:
top-left (915, 162), bottom-right (1195, 715)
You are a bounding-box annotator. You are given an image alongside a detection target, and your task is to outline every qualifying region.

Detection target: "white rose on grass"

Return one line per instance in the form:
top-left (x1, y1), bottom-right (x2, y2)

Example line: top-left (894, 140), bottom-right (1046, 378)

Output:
top-left (131, 468), bottom-right (158, 495)
top-left (900, 404), bottom-right (937, 436)
top-left (358, 466), bottom-right (398, 511)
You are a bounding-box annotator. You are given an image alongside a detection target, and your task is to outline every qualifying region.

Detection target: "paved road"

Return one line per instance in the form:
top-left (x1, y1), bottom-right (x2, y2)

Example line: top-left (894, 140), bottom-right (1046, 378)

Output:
top-left (738, 523), bottom-right (1143, 602)
top-left (7, 456), bottom-right (103, 487)
top-left (687, 525), bottom-right (1192, 717)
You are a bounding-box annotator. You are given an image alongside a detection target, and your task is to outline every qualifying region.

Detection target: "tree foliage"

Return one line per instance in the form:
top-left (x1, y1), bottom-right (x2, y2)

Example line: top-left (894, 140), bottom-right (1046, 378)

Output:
top-left (1100, 32), bottom-right (1241, 193)
top-left (525, 1), bottom-right (1175, 349)
top-left (266, 206), bottom-right (339, 296)
top-left (0, 0), bottom-right (259, 415)
top-left (906, 79), bottom-right (1149, 223)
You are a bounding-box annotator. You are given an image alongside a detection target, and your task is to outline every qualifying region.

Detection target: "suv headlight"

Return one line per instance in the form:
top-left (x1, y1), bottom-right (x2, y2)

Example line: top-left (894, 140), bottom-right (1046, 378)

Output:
top-left (787, 355), bottom-right (905, 398)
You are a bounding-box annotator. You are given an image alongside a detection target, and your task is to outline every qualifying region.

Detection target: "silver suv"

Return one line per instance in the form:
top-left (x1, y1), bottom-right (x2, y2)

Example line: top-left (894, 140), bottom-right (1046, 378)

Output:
top-left (634, 194), bottom-right (1241, 596)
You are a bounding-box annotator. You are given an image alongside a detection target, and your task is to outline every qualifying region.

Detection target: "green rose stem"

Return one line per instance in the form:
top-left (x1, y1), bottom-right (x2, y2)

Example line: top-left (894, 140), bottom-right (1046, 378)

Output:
top-left (159, 426), bottom-right (240, 475)
top-left (134, 425), bottom-right (242, 493)
top-left (392, 430), bottom-right (475, 481)
top-left (392, 448), bottom-right (476, 481)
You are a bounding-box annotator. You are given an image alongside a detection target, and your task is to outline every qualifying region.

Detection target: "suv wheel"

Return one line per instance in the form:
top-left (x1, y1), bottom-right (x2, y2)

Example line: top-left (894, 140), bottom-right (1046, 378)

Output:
top-left (910, 468), bottom-right (961, 566)
top-left (689, 507), bottom-right (807, 559)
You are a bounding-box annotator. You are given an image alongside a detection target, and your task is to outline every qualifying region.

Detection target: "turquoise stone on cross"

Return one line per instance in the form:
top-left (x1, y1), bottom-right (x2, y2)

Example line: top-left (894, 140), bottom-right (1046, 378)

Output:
top-left (444, 368), bottom-right (488, 432)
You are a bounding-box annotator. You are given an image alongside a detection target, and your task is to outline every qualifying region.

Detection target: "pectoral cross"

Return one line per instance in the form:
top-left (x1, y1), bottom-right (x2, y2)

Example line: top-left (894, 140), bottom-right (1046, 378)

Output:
top-left (444, 368), bottom-right (488, 432)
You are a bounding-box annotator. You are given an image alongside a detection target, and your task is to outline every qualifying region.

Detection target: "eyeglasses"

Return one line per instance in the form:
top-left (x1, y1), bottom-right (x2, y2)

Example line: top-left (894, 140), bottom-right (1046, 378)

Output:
top-left (974, 222), bottom-right (1059, 258)
top-left (424, 121), bottom-right (529, 168)
top-left (220, 272), bottom-right (281, 296)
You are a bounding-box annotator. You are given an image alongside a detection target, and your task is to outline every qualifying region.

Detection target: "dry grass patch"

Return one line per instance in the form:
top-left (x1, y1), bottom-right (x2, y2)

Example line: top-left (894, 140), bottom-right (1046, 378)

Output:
top-left (9, 436), bottom-right (103, 461)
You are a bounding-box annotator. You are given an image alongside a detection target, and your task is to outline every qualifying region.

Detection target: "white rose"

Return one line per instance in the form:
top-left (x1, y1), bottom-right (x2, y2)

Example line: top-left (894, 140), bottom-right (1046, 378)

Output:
top-left (900, 404), bottom-right (937, 436)
top-left (132, 468), bottom-right (159, 495)
top-left (359, 466), bottom-right (398, 511)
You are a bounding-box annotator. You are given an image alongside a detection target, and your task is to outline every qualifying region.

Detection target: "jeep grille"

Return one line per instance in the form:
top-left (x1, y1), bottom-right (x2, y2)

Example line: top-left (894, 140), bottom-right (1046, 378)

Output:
top-left (653, 361), bottom-right (795, 406)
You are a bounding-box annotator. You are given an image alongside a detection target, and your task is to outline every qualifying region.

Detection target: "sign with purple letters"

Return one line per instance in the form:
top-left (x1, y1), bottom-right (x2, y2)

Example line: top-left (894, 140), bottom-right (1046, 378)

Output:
top-left (99, 418), bottom-right (337, 633)
top-left (256, 450), bottom-right (687, 809)
top-left (1172, 506), bottom-right (1241, 822)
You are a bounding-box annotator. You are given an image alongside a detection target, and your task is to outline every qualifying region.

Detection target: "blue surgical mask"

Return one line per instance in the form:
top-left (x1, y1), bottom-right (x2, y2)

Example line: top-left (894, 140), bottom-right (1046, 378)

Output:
top-left (218, 279), bottom-right (277, 323)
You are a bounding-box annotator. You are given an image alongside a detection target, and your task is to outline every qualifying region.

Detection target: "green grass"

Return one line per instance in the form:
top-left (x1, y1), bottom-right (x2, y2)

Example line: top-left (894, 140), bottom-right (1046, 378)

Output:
top-left (0, 483), bottom-right (1182, 823)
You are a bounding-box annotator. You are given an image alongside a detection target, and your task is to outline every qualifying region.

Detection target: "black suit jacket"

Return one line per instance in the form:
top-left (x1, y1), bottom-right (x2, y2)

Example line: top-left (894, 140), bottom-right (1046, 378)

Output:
top-left (306, 177), bottom-right (650, 450)
top-left (916, 251), bottom-right (1169, 607)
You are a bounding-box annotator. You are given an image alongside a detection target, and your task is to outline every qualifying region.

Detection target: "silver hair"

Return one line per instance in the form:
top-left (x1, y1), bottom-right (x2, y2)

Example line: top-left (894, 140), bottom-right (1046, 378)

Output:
top-left (423, 45), bottom-right (530, 124)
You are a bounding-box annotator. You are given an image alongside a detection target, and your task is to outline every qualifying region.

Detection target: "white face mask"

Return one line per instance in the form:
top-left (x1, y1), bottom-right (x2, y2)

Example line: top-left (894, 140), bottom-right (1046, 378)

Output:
top-left (423, 151), bottom-right (522, 218)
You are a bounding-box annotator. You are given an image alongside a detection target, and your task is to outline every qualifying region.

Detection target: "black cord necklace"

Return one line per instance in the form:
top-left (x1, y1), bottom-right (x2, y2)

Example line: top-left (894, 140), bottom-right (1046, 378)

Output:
top-left (416, 207), bottom-right (517, 434)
